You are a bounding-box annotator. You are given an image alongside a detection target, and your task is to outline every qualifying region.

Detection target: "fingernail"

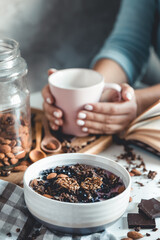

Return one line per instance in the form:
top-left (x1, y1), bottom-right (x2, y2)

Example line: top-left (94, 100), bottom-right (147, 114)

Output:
top-left (46, 97), bottom-right (52, 104)
top-left (84, 104), bottom-right (93, 111)
top-left (126, 92), bottom-right (132, 100)
top-left (51, 124), bottom-right (57, 130)
top-left (77, 119), bottom-right (85, 126)
top-left (49, 68), bottom-right (57, 72)
top-left (82, 127), bottom-right (88, 132)
top-left (78, 112), bottom-right (86, 119)
top-left (53, 111), bottom-right (61, 118)
top-left (55, 119), bottom-right (59, 125)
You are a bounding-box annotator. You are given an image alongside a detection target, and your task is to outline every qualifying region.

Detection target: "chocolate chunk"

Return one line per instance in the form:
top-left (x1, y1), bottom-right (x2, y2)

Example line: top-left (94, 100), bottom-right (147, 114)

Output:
top-left (134, 226), bottom-right (141, 232)
top-left (147, 170), bottom-right (157, 180)
top-left (152, 227), bottom-right (158, 231)
top-left (135, 181), bottom-right (144, 187)
top-left (6, 232), bottom-right (12, 237)
top-left (127, 213), bottom-right (156, 229)
top-left (138, 198), bottom-right (160, 219)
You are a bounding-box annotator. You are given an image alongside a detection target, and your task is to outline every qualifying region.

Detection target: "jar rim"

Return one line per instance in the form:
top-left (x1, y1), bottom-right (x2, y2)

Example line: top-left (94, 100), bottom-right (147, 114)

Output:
top-left (0, 38), bottom-right (27, 81)
top-left (0, 38), bottom-right (19, 62)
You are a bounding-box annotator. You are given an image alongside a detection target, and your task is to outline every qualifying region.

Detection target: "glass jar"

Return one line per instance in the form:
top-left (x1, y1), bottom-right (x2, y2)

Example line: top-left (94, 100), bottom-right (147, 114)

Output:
top-left (0, 38), bottom-right (32, 170)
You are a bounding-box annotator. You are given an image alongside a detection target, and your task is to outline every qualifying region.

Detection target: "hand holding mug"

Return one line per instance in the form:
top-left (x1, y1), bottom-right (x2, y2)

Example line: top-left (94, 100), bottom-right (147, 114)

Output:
top-left (42, 69), bottom-right (137, 136)
top-left (77, 83), bottom-right (137, 134)
top-left (42, 69), bottom-right (63, 131)
top-left (48, 68), bottom-right (123, 136)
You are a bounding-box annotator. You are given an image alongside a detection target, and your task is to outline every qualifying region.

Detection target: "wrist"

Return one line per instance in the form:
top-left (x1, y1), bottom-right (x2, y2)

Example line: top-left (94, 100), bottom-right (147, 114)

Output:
top-left (135, 84), bottom-right (160, 116)
top-left (93, 59), bottom-right (128, 84)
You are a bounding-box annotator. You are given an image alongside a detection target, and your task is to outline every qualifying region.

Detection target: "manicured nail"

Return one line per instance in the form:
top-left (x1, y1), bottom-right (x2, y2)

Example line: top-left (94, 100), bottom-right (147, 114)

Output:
top-left (82, 127), bottom-right (88, 132)
top-left (49, 68), bottom-right (57, 71)
top-left (84, 104), bottom-right (93, 111)
top-left (77, 120), bottom-right (85, 126)
top-left (51, 124), bottom-right (57, 130)
top-left (53, 111), bottom-right (61, 118)
top-left (46, 97), bottom-right (52, 104)
top-left (55, 119), bottom-right (59, 125)
top-left (78, 112), bottom-right (86, 119)
top-left (126, 92), bottom-right (132, 100)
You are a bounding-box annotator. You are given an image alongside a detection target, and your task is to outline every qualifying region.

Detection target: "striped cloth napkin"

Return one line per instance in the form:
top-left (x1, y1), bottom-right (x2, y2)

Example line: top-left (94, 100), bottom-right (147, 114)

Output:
top-left (0, 180), bottom-right (117, 240)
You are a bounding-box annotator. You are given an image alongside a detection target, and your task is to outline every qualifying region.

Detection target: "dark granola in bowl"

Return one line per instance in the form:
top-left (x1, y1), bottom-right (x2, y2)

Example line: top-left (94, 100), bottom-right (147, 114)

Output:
top-left (29, 164), bottom-right (125, 203)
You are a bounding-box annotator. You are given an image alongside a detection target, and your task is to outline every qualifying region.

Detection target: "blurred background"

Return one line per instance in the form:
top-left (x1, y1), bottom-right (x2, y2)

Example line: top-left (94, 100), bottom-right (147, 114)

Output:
top-left (0, 0), bottom-right (160, 93)
top-left (0, 0), bottom-right (120, 92)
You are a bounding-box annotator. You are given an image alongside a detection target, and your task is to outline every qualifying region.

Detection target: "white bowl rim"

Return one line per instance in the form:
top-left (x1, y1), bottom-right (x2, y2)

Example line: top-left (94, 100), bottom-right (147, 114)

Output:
top-left (24, 153), bottom-right (131, 206)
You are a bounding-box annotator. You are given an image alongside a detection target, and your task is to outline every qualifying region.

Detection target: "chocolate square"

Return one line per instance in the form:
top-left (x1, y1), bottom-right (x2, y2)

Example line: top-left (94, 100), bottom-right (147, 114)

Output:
top-left (138, 198), bottom-right (160, 219)
top-left (127, 213), bottom-right (156, 229)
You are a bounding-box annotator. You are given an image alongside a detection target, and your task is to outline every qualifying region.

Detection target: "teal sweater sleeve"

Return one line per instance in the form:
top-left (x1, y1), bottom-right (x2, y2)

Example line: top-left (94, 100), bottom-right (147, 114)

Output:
top-left (91, 0), bottom-right (156, 85)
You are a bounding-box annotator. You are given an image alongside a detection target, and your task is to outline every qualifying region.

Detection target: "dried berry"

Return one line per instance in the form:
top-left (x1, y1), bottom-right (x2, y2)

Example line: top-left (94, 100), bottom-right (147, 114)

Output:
top-left (146, 233), bottom-right (150, 237)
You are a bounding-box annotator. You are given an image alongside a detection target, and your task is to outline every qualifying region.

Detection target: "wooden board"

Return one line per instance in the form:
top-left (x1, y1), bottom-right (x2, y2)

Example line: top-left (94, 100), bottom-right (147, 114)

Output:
top-left (0, 108), bottom-right (112, 186)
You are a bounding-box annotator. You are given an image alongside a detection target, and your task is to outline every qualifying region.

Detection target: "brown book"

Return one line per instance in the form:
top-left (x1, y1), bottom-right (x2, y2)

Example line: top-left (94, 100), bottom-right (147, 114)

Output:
top-left (124, 100), bottom-right (160, 153)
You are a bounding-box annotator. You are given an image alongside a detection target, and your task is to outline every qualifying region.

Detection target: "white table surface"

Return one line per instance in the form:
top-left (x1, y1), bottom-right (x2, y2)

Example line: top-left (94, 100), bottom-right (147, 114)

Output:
top-left (31, 92), bottom-right (160, 240)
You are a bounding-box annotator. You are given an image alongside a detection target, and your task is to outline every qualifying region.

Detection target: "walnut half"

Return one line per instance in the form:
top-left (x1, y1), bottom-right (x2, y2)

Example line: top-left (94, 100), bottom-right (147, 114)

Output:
top-left (81, 177), bottom-right (103, 191)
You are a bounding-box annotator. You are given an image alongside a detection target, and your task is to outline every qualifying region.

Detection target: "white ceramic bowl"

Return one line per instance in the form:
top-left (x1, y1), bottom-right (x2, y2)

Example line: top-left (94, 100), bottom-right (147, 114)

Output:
top-left (24, 153), bottom-right (131, 235)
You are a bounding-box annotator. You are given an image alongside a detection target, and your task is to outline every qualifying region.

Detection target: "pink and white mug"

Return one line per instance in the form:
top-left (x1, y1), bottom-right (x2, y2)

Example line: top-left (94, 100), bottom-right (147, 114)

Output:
top-left (48, 68), bottom-right (121, 136)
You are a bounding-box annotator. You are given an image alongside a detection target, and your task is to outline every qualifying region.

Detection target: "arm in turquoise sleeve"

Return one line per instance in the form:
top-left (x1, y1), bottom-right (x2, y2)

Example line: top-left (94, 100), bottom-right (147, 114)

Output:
top-left (91, 0), bottom-right (156, 85)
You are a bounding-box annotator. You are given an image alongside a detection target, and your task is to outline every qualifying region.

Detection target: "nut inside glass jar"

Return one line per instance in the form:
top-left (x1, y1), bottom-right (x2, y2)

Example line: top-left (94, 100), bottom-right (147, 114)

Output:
top-left (0, 38), bottom-right (32, 171)
top-left (0, 107), bottom-right (32, 169)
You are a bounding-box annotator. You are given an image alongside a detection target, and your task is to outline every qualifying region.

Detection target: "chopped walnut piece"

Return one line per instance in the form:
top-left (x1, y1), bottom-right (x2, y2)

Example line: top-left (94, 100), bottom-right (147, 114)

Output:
top-left (81, 177), bottom-right (103, 191)
top-left (59, 193), bottom-right (78, 203)
top-left (55, 177), bottom-right (80, 193)
top-left (30, 179), bottom-right (38, 187)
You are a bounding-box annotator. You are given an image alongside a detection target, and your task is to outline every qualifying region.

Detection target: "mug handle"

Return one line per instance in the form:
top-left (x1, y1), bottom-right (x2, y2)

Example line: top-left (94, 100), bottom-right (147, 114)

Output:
top-left (103, 83), bottom-right (122, 101)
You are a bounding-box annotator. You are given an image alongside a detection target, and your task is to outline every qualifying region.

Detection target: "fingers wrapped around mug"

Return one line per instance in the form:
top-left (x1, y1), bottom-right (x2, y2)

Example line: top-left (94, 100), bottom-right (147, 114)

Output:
top-left (42, 101), bottom-right (63, 131)
top-left (42, 84), bottom-right (55, 105)
top-left (77, 101), bottom-right (137, 134)
top-left (120, 83), bottom-right (134, 101)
